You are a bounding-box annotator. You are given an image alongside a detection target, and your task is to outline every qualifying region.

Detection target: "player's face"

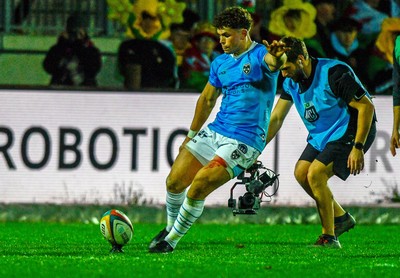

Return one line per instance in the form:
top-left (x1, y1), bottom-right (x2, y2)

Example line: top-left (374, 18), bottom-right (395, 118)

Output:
top-left (217, 27), bottom-right (246, 55)
top-left (280, 61), bottom-right (304, 83)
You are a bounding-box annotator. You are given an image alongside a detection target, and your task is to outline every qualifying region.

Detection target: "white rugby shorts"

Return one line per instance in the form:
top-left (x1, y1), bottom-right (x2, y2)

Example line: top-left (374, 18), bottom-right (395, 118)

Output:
top-left (185, 127), bottom-right (260, 178)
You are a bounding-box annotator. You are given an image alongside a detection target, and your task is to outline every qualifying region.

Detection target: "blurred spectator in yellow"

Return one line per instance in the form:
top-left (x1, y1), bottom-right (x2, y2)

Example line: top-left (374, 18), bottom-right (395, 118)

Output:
top-left (305, 0), bottom-right (337, 58)
top-left (43, 13), bottom-right (102, 87)
top-left (265, 0), bottom-right (317, 91)
top-left (180, 22), bottom-right (221, 91)
top-left (110, 0), bottom-right (187, 89)
top-left (131, 10), bottom-right (163, 39)
top-left (371, 17), bottom-right (400, 94)
top-left (375, 17), bottom-right (400, 64)
top-left (267, 0), bottom-right (317, 41)
top-left (107, 0), bottom-right (186, 40)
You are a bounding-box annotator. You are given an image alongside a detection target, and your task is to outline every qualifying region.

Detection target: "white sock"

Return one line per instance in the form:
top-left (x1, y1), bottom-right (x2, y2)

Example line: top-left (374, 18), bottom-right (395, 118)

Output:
top-left (165, 197), bottom-right (205, 248)
top-left (166, 191), bottom-right (186, 232)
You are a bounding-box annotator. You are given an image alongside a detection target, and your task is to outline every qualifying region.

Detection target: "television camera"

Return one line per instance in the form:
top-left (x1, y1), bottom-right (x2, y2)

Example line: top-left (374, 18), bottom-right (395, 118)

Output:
top-left (228, 161), bottom-right (279, 216)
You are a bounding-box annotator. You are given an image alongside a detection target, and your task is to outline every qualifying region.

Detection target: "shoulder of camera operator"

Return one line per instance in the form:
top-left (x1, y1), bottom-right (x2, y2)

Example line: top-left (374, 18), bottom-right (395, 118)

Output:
top-left (43, 34), bottom-right (75, 74)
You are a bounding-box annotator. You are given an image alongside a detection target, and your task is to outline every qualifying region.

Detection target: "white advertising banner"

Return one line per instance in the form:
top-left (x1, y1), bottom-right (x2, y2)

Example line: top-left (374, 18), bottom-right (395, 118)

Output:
top-left (0, 90), bottom-right (398, 206)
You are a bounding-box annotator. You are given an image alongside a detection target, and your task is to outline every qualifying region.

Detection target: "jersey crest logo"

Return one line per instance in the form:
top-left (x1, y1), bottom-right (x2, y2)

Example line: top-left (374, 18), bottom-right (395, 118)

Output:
top-left (304, 102), bottom-right (319, 122)
top-left (243, 63), bottom-right (251, 75)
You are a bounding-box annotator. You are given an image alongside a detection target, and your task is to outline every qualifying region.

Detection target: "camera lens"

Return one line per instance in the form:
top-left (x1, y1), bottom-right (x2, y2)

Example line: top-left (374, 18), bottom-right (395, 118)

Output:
top-left (238, 192), bottom-right (255, 209)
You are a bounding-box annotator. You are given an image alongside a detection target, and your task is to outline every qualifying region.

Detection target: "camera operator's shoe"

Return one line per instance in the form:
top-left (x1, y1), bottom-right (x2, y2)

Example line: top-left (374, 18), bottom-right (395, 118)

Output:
top-left (335, 212), bottom-right (356, 237)
top-left (149, 240), bottom-right (174, 253)
top-left (314, 235), bottom-right (341, 248)
top-left (149, 228), bottom-right (169, 249)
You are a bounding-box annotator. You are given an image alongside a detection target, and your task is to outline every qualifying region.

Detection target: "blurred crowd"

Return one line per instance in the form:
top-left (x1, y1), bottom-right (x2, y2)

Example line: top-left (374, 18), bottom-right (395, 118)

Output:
top-left (41, 0), bottom-right (400, 94)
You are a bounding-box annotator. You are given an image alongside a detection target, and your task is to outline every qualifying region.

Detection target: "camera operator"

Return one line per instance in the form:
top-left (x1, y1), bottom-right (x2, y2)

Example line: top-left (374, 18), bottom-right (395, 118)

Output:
top-left (43, 14), bottom-right (102, 87)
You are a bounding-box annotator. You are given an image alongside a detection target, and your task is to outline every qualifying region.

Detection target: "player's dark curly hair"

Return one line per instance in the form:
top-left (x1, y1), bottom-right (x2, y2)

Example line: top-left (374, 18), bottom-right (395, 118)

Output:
top-left (280, 36), bottom-right (309, 63)
top-left (213, 6), bottom-right (253, 30)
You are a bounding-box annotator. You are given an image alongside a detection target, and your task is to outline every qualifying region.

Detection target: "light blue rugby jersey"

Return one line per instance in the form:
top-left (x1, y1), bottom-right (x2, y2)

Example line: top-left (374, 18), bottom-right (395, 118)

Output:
top-left (208, 42), bottom-right (280, 153)
top-left (283, 58), bottom-right (370, 151)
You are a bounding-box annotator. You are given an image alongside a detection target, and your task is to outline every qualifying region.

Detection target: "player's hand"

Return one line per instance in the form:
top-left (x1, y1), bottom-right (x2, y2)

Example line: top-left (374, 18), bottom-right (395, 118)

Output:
top-left (262, 40), bottom-right (289, 58)
top-left (390, 131), bottom-right (400, 156)
top-left (347, 148), bottom-right (364, 175)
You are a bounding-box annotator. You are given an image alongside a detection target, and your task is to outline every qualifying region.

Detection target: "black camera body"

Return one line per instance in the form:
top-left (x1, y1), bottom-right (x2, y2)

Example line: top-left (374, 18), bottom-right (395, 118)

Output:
top-left (228, 161), bottom-right (279, 215)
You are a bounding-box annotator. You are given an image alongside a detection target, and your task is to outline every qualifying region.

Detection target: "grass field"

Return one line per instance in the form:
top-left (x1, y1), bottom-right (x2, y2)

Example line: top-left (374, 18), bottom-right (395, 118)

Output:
top-left (1, 220), bottom-right (399, 277)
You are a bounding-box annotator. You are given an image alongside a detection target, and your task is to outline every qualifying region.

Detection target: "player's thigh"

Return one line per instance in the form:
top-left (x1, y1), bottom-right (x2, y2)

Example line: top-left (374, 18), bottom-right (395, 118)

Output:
top-left (307, 159), bottom-right (334, 185)
top-left (188, 156), bottom-right (232, 199)
top-left (316, 140), bottom-right (350, 181)
top-left (296, 143), bottom-right (319, 185)
top-left (167, 147), bottom-right (203, 192)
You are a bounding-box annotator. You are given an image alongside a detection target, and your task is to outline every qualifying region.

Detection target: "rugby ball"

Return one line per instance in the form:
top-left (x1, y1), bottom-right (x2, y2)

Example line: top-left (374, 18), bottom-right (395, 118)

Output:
top-left (100, 209), bottom-right (133, 246)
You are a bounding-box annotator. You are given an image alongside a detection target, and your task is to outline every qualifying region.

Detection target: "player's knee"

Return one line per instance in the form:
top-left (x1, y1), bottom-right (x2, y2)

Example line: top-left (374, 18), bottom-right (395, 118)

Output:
top-left (294, 167), bottom-right (308, 186)
top-left (187, 184), bottom-right (208, 199)
top-left (306, 167), bottom-right (327, 189)
top-left (166, 173), bottom-right (185, 193)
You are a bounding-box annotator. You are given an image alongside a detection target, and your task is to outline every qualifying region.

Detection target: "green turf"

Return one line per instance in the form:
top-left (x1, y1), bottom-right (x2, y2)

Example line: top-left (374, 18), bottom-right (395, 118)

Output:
top-left (0, 222), bottom-right (399, 277)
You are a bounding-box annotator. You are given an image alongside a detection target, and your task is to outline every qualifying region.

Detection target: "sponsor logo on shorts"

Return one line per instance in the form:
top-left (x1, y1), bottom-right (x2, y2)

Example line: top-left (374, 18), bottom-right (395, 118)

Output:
top-left (231, 150), bottom-right (240, 159)
top-left (238, 144), bottom-right (248, 154)
top-left (198, 130), bottom-right (209, 138)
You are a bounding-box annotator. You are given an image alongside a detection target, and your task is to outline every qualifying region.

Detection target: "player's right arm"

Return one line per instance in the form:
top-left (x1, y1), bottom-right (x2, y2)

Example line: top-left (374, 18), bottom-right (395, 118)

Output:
top-left (266, 98), bottom-right (293, 144)
top-left (184, 82), bottom-right (221, 143)
top-left (263, 40), bottom-right (288, 72)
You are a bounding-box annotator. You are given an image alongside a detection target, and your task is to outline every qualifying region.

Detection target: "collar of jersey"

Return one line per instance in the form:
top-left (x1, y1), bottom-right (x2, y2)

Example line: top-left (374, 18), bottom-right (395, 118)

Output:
top-left (231, 41), bottom-right (257, 59)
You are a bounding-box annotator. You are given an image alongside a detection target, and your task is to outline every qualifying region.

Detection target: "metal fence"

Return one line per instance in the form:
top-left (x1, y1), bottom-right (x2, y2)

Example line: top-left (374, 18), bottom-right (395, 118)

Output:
top-left (0, 0), bottom-right (281, 36)
top-left (0, 0), bottom-right (110, 35)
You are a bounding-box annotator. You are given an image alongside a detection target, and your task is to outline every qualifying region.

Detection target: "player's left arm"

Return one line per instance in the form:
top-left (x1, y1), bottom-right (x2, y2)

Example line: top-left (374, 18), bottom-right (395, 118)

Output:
top-left (262, 40), bottom-right (288, 72)
top-left (329, 65), bottom-right (375, 175)
top-left (182, 82), bottom-right (220, 144)
top-left (347, 95), bottom-right (375, 174)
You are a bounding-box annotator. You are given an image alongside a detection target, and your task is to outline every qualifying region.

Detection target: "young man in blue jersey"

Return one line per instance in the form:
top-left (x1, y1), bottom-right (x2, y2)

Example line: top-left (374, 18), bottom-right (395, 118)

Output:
top-left (148, 6), bottom-right (288, 253)
top-left (390, 35), bottom-right (400, 156)
top-left (267, 36), bottom-right (376, 248)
